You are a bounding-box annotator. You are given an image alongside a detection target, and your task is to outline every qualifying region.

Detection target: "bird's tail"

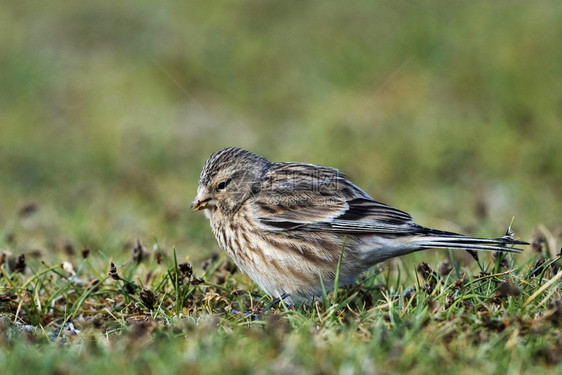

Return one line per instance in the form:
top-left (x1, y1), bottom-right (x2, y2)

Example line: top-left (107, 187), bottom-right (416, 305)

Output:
top-left (411, 226), bottom-right (528, 253)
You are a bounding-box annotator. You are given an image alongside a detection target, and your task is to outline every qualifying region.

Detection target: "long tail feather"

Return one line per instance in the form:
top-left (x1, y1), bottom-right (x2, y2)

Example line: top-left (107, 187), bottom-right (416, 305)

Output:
top-left (413, 226), bottom-right (528, 253)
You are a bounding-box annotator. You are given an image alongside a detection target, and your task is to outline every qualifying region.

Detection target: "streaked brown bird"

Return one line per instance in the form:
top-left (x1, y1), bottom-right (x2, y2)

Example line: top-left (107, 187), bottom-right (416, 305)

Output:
top-left (192, 147), bottom-right (527, 305)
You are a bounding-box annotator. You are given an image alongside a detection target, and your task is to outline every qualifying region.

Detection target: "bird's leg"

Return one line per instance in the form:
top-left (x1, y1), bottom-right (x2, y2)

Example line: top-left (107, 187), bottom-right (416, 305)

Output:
top-left (228, 292), bottom-right (291, 319)
top-left (265, 292), bottom-right (291, 311)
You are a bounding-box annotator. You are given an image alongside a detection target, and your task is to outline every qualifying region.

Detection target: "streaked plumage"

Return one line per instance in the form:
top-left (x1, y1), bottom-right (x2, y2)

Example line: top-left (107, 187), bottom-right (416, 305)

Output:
top-left (192, 147), bottom-right (527, 305)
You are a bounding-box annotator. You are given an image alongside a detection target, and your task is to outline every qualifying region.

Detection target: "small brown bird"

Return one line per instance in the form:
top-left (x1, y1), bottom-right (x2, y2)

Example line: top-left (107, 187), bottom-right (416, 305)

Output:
top-left (192, 147), bottom-right (527, 305)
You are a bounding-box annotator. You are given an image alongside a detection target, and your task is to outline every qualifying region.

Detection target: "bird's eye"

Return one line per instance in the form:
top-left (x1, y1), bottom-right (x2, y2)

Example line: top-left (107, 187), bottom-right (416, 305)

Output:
top-left (217, 178), bottom-right (231, 190)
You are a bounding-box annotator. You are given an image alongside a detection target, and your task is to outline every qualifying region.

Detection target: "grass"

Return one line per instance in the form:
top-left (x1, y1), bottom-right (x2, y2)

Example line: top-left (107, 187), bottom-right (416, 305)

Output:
top-left (1, 0), bottom-right (562, 373)
top-left (1, 224), bottom-right (561, 374)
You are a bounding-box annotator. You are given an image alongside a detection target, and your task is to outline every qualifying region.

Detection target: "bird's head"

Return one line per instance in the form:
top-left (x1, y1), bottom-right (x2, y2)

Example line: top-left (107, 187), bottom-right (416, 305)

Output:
top-left (191, 147), bottom-right (270, 217)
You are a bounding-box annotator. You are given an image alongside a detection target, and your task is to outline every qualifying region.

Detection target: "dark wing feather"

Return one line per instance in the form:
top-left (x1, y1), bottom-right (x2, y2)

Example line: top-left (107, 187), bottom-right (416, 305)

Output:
top-left (252, 163), bottom-right (415, 234)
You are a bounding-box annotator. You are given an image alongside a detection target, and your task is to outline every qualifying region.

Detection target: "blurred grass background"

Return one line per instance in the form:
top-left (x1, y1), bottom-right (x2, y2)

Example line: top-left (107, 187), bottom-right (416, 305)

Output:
top-left (1, 0), bottom-right (561, 264)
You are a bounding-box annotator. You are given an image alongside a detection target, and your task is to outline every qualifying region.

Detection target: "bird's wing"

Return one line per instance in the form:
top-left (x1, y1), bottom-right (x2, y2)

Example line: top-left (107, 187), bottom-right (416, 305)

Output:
top-left (251, 163), bottom-right (415, 234)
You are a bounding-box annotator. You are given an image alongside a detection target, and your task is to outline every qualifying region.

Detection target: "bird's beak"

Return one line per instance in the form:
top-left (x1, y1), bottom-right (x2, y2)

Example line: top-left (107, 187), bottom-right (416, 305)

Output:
top-left (191, 196), bottom-right (215, 211)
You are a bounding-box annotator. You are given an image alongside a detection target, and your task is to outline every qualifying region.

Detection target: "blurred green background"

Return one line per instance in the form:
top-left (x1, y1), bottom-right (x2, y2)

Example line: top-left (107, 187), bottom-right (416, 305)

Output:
top-left (1, 0), bottom-right (561, 264)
